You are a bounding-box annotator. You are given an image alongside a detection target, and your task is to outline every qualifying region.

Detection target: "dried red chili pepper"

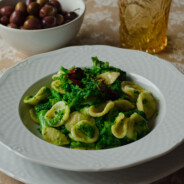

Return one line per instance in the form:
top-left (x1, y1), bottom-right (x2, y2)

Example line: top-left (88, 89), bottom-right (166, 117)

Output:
top-left (107, 89), bottom-right (119, 100)
top-left (68, 67), bottom-right (84, 80)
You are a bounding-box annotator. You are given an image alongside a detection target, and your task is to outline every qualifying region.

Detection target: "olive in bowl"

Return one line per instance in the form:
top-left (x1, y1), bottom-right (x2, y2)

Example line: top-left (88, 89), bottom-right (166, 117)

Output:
top-left (0, 0), bottom-right (85, 55)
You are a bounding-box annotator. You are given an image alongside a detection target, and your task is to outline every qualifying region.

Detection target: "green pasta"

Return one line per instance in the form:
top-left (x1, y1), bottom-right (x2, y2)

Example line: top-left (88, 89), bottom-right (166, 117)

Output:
top-left (24, 57), bottom-right (157, 150)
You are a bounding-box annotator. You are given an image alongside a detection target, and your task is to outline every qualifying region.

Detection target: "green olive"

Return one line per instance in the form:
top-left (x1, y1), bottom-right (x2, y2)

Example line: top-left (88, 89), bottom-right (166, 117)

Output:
top-left (56, 14), bottom-right (64, 26)
top-left (36, 0), bottom-right (49, 7)
top-left (15, 2), bottom-right (27, 13)
top-left (50, 0), bottom-right (62, 13)
top-left (27, 2), bottom-right (40, 16)
top-left (39, 5), bottom-right (56, 18)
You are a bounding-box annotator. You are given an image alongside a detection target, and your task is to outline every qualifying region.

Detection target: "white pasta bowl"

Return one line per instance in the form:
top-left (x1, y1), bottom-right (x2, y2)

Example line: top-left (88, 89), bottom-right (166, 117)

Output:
top-left (0, 0), bottom-right (85, 56)
top-left (0, 45), bottom-right (184, 172)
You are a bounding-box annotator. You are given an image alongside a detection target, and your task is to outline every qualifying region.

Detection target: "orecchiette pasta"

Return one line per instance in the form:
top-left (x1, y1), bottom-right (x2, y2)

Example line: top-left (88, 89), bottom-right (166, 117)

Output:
top-left (80, 107), bottom-right (90, 117)
top-left (88, 101), bottom-right (114, 117)
top-left (128, 112), bottom-right (148, 139)
top-left (42, 126), bottom-right (70, 146)
top-left (51, 80), bottom-right (65, 94)
top-left (65, 111), bottom-right (95, 132)
top-left (52, 70), bottom-right (64, 80)
top-left (121, 81), bottom-right (146, 101)
top-left (114, 99), bottom-right (135, 112)
top-left (45, 101), bottom-right (70, 127)
top-left (24, 57), bottom-right (157, 149)
top-left (24, 86), bottom-right (50, 105)
top-left (29, 108), bottom-right (39, 124)
top-left (111, 113), bottom-right (129, 139)
top-left (69, 120), bottom-right (99, 143)
top-left (97, 72), bottom-right (120, 85)
top-left (137, 91), bottom-right (157, 119)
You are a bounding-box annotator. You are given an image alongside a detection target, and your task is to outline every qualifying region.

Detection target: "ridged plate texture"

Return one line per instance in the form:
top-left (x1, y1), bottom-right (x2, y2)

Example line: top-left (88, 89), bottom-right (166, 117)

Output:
top-left (0, 45), bottom-right (184, 171)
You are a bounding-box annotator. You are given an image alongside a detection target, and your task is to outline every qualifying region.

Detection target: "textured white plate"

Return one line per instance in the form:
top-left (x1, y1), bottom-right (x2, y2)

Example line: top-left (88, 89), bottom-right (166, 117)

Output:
top-left (0, 45), bottom-right (184, 172)
top-left (1, 134), bottom-right (184, 184)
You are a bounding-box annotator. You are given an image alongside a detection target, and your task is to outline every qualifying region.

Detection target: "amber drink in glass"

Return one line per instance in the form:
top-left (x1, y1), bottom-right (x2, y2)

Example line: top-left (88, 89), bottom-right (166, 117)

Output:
top-left (118, 0), bottom-right (172, 53)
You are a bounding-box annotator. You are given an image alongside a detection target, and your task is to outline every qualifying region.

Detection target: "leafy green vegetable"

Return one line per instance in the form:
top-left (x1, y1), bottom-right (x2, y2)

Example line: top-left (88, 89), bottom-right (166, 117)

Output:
top-left (96, 121), bottom-right (121, 149)
top-left (56, 125), bottom-right (70, 135)
top-left (25, 57), bottom-right (153, 150)
top-left (109, 79), bottom-right (123, 95)
top-left (35, 101), bottom-right (52, 113)
top-left (70, 141), bottom-right (95, 149)
top-left (134, 89), bottom-right (140, 95)
top-left (58, 57), bottom-right (127, 110)
top-left (134, 120), bottom-right (149, 138)
top-left (106, 107), bottom-right (119, 123)
top-left (95, 116), bottom-right (105, 131)
top-left (91, 56), bottom-right (126, 80)
top-left (37, 110), bottom-right (48, 131)
top-left (48, 109), bottom-right (65, 126)
top-left (78, 122), bottom-right (95, 138)
top-left (49, 89), bottom-right (62, 106)
top-left (124, 109), bottom-right (147, 119)
top-left (60, 66), bottom-right (69, 74)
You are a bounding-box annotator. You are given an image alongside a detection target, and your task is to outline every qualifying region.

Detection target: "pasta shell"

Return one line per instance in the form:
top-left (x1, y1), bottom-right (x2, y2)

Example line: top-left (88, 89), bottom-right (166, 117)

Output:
top-left (42, 126), bottom-right (70, 146)
top-left (51, 80), bottom-right (65, 94)
top-left (80, 107), bottom-right (90, 117)
top-left (65, 111), bottom-right (95, 132)
top-left (111, 113), bottom-right (129, 139)
top-left (137, 91), bottom-right (157, 119)
top-left (52, 70), bottom-right (64, 80)
top-left (24, 86), bottom-right (51, 105)
top-left (97, 72), bottom-right (120, 85)
top-left (121, 81), bottom-right (146, 101)
top-left (128, 112), bottom-right (148, 139)
top-left (112, 112), bottom-right (148, 140)
top-left (69, 120), bottom-right (99, 144)
top-left (45, 101), bottom-right (70, 127)
top-left (29, 108), bottom-right (39, 124)
top-left (89, 101), bottom-right (114, 117)
top-left (114, 99), bottom-right (135, 112)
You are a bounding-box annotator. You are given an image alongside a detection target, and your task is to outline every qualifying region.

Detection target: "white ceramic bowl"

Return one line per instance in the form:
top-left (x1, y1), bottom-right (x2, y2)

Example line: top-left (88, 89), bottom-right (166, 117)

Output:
top-left (0, 0), bottom-right (85, 55)
top-left (0, 45), bottom-right (184, 172)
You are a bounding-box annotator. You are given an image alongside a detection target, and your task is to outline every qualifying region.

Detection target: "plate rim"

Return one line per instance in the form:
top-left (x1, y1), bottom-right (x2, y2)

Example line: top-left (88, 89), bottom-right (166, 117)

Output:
top-left (0, 45), bottom-right (184, 172)
top-left (1, 141), bottom-right (184, 184)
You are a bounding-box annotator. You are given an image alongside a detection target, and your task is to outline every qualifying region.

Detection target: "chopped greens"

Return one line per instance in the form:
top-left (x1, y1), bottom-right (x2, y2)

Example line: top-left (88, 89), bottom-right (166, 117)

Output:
top-left (24, 57), bottom-right (157, 150)
top-left (48, 109), bottom-right (65, 126)
top-left (78, 122), bottom-right (95, 138)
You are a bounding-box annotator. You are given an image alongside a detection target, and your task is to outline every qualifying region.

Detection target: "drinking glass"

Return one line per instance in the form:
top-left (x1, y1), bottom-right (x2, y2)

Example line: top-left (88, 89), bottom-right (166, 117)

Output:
top-left (118, 0), bottom-right (172, 53)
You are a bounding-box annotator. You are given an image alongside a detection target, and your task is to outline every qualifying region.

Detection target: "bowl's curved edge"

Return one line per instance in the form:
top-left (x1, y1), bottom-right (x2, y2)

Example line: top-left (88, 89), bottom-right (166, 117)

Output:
top-left (0, 45), bottom-right (184, 172)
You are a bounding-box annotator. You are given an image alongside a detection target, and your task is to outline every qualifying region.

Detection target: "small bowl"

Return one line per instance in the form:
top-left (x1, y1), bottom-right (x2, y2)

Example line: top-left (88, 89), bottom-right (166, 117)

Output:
top-left (0, 0), bottom-right (85, 55)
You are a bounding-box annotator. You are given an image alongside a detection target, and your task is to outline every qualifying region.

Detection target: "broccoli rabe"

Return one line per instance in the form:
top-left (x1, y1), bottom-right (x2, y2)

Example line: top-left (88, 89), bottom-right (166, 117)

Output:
top-left (96, 121), bottom-right (121, 149)
top-left (24, 57), bottom-right (155, 150)
top-left (34, 101), bottom-right (52, 113)
top-left (34, 90), bottom-right (62, 113)
top-left (70, 141), bottom-right (95, 149)
top-left (48, 109), bottom-right (65, 126)
top-left (90, 56), bottom-right (127, 81)
top-left (78, 123), bottom-right (95, 138)
top-left (37, 110), bottom-right (48, 131)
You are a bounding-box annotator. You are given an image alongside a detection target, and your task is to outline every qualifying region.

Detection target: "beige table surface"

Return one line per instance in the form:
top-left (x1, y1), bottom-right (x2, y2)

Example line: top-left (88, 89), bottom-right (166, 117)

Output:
top-left (0, 0), bottom-right (184, 183)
